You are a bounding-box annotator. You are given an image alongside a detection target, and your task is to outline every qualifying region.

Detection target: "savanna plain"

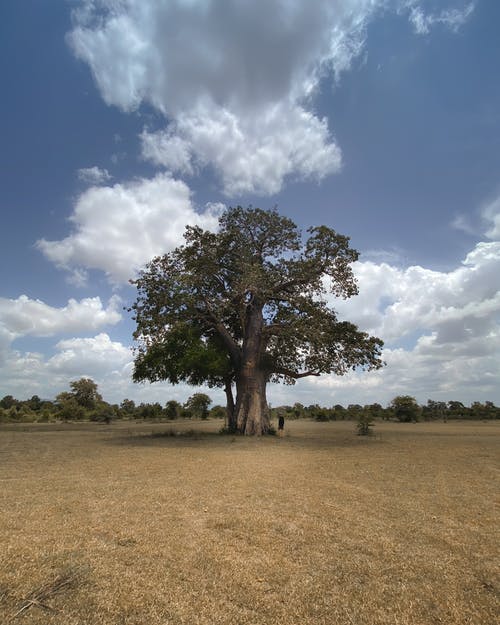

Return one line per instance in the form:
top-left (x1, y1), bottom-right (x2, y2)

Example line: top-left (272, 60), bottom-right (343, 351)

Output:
top-left (0, 419), bottom-right (498, 625)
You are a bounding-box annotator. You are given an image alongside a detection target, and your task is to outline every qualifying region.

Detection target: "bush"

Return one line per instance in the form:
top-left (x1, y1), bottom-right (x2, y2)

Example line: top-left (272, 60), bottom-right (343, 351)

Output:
top-left (390, 395), bottom-right (421, 422)
top-left (356, 414), bottom-right (375, 436)
top-left (314, 411), bottom-right (330, 422)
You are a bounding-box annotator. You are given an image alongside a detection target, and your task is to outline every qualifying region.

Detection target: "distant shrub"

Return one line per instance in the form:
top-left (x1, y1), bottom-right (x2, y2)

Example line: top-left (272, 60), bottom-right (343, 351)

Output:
top-left (356, 414), bottom-right (375, 436)
top-left (315, 411), bottom-right (330, 422)
top-left (209, 405), bottom-right (226, 419)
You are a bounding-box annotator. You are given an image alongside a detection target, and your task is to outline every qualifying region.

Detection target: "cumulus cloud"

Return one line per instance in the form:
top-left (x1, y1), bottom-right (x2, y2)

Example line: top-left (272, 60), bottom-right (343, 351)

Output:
top-left (77, 166), bottom-right (112, 185)
top-left (36, 173), bottom-right (221, 284)
top-left (302, 326), bottom-right (499, 406)
top-left (333, 241), bottom-right (500, 344)
top-left (0, 333), bottom-right (132, 402)
top-left (311, 237), bottom-right (500, 405)
top-left (0, 295), bottom-right (121, 338)
top-left (65, 0), bottom-right (373, 195)
top-left (47, 333), bottom-right (131, 376)
top-left (0, 299), bottom-right (129, 402)
top-left (0, 331), bottom-right (220, 405)
top-left (67, 0), bottom-right (474, 196)
top-left (67, 0), bottom-right (376, 195)
top-left (141, 102), bottom-right (341, 196)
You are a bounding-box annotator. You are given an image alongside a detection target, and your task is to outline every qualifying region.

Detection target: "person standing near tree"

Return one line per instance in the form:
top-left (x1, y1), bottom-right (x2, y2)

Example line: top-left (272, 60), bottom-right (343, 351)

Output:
top-left (278, 415), bottom-right (285, 436)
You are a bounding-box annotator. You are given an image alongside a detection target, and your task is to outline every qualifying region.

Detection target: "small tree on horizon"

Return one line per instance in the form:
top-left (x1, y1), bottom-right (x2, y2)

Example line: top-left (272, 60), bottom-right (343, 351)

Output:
top-left (165, 399), bottom-right (182, 420)
top-left (184, 393), bottom-right (212, 420)
top-left (70, 378), bottom-right (102, 410)
top-left (390, 395), bottom-right (421, 422)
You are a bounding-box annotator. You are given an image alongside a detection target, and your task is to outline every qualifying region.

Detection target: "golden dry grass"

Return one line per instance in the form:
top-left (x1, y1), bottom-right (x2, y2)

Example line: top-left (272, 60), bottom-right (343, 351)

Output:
top-left (0, 419), bottom-right (498, 625)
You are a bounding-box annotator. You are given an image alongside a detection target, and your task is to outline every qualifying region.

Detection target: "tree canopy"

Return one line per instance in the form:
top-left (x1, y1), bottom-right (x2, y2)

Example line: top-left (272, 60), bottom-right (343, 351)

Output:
top-left (69, 378), bottom-right (102, 409)
top-left (130, 206), bottom-right (384, 434)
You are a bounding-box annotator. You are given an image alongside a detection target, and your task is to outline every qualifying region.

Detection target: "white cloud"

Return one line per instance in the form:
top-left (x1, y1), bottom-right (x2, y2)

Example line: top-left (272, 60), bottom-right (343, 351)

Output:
top-left (36, 173), bottom-right (221, 284)
top-left (0, 299), bottom-right (129, 402)
top-left (67, 1), bottom-right (475, 196)
top-left (48, 333), bottom-right (131, 377)
top-left (310, 238), bottom-right (500, 405)
top-left (482, 194), bottom-right (500, 240)
top-left (300, 324), bottom-right (499, 406)
top-left (141, 101), bottom-right (341, 196)
top-left (0, 330), bottom-right (220, 405)
top-left (408, 2), bottom-right (475, 35)
top-left (451, 213), bottom-right (477, 236)
top-left (0, 295), bottom-right (121, 338)
top-left (0, 333), bottom-right (131, 403)
top-left (333, 241), bottom-right (500, 344)
top-left (67, 0), bottom-right (378, 195)
top-left (77, 166), bottom-right (112, 185)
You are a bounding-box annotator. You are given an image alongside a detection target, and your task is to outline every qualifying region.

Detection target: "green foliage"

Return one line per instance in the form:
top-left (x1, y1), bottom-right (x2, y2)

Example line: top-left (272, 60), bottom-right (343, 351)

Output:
top-left (0, 395), bottom-right (18, 410)
top-left (70, 378), bottom-right (102, 409)
top-left (347, 404), bottom-right (364, 419)
top-left (164, 400), bottom-right (182, 420)
top-left (389, 395), bottom-right (421, 422)
top-left (90, 401), bottom-right (114, 423)
top-left (447, 401), bottom-right (466, 419)
top-left (356, 413), bottom-right (375, 436)
top-left (130, 206), bottom-right (384, 434)
top-left (333, 404), bottom-right (347, 420)
top-left (27, 395), bottom-right (43, 411)
top-left (184, 393), bottom-right (212, 419)
top-left (209, 405), bottom-right (226, 419)
top-left (120, 398), bottom-right (136, 417)
top-left (56, 396), bottom-right (86, 421)
top-left (133, 323), bottom-right (232, 388)
top-left (137, 402), bottom-right (164, 420)
top-left (0, 391), bottom-right (498, 424)
top-left (423, 399), bottom-right (448, 421)
top-left (314, 409), bottom-right (331, 422)
top-left (470, 401), bottom-right (499, 420)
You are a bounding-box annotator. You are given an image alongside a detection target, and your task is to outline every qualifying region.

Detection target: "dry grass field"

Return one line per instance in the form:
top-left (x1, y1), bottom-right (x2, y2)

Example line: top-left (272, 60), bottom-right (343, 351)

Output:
top-left (0, 419), bottom-right (498, 625)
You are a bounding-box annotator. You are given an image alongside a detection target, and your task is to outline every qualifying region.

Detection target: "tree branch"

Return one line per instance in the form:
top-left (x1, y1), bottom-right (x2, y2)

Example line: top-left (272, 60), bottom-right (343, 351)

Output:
top-left (197, 297), bottom-right (241, 365)
top-left (273, 367), bottom-right (321, 379)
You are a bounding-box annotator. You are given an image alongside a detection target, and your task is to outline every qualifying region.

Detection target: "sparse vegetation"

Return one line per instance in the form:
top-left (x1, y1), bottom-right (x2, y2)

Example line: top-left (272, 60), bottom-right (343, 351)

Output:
top-left (356, 412), bottom-right (375, 435)
top-left (2, 385), bottom-right (498, 425)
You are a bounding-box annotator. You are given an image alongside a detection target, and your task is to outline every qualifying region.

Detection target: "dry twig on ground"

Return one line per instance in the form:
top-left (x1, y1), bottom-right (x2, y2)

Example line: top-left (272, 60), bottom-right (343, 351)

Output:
top-left (12, 566), bottom-right (87, 619)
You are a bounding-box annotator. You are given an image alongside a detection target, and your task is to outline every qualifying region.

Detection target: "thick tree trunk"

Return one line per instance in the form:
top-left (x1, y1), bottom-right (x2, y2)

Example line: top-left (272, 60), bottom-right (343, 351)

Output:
top-left (234, 367), bottom-right (270, 435)
top-left (232, 299), bottom-right (270, 435)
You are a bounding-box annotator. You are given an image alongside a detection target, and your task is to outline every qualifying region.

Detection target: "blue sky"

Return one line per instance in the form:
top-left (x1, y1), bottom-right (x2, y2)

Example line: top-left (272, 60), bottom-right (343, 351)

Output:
top-left (1, 0), bottom-right (499, 408)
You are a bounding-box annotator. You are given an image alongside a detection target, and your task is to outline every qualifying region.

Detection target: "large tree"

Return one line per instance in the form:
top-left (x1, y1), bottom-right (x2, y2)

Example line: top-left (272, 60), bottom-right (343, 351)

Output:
top-left (130, 207), bottom-right (384, 435)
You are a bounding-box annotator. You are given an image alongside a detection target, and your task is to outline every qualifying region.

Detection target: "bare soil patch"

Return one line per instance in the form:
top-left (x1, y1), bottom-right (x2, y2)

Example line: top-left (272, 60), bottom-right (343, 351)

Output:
top-left (1, 420), bottom-right (498, 624)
